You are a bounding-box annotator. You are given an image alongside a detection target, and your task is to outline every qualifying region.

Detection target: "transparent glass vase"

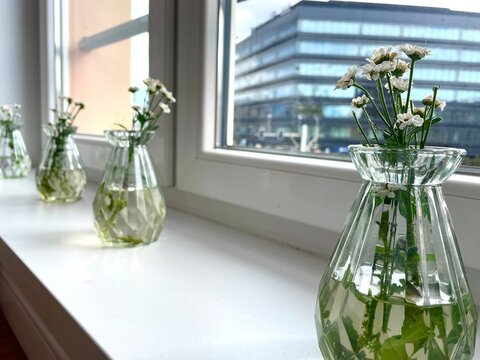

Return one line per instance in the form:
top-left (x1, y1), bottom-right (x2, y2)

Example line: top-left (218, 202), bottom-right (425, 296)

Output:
top-left (0, 122), bottom-right (31, 178)
top-left (93, 130), bottom-right (166, 247)
top-left (36, 125), bottom-right (86, 202)
top-left (315, 145), bottom-right (478, 360)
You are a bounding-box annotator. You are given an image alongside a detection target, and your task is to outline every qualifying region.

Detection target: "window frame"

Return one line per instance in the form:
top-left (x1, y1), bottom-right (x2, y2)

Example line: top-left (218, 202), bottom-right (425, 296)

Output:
top-left (174, 0), bottom-right (480, 261)
top-left (40, 0), bottom-right (175, 186)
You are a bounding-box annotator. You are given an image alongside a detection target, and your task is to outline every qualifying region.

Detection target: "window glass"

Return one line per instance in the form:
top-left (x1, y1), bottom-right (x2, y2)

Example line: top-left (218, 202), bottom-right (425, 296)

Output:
top-left (67, 0), bottom-right (148, 135)
top-left (224, 0), bottom-right (480, 165)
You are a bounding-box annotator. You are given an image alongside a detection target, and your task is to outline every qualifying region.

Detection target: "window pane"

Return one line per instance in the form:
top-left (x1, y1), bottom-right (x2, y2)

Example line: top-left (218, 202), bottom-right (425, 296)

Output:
top-left (224, 0), bottom-right (480, 166)
top-left (67, 0), bottom-right (148, 135)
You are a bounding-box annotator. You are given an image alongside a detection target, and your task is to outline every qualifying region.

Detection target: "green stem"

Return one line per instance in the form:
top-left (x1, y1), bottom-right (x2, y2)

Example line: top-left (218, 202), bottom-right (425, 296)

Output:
top-left (404, 60), bottom-right (416, 113)
top-left (376, 78), bottom-right (391, 126)
top-left (352, 111), bottom-right (372, 146)
top-left (354, 84), bottom-right (400, 144)
top-left (386, 74), bottom-right (398, 120)
top-left (361, 108), bottom-right (380, 145)
top-left (420, 87), bottom-right (439, 149)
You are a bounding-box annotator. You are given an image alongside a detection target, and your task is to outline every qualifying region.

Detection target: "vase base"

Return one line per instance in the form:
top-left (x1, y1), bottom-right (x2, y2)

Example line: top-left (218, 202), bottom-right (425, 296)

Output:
top-left (97, 235), bottom-right (159, 248)
top-left (40, 196), bottom-right (83, 203)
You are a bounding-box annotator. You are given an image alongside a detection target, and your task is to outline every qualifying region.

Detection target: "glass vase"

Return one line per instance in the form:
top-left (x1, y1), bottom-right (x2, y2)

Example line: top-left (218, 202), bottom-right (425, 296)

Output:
top-left (315, 145), bottom-right (477, 360)
top-left (93, 130), bottom-right (166, 247)
top-left (0, 122), bottom-right (31, 178)
top-left (36, 125), bottom-right (86, 202)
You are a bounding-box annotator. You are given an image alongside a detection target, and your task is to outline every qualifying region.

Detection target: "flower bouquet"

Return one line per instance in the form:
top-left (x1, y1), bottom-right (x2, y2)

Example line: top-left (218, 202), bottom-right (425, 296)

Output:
top-left (36, 96), bottom-right (86, 202)
top-left (93, 78), bottom-right (175, 246)
top-left (0, 104), bottom-right (31, 178)
top-left (315, 44), bottom-right (477, 359)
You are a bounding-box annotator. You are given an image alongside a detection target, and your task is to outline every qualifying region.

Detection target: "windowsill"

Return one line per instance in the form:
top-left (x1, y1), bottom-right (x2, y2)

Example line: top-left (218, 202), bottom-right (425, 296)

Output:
top-left (199, 147), bottom-right (480, 200)
top-left (0, 174), bottom-right (326, 359)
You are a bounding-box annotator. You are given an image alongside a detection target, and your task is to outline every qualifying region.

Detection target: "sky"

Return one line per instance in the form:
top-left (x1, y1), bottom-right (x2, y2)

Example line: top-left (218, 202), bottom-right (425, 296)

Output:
top-left (235, 0), bottom-right (480, 43)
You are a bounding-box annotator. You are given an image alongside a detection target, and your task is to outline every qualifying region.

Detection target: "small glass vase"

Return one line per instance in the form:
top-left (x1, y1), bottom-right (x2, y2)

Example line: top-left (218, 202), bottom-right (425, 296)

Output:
top-left (315, 145), bottom-right (477, 360)
top-left (0, 122), bottom-right (31, 178)
top-left (36, 125), bottom-right (86, 202)
top-left (93, 130), bottom-right (166, 247)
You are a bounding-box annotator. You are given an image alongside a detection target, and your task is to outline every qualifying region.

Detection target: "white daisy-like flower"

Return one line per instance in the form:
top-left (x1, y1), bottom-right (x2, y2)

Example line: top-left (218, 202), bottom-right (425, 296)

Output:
top-left (412, 106), bottom-right (426, 117)
top-left (396, 112), bottom-right (424, 129)
top-left (362, 62), bottom-right (396, 80)
top-left (377, 61), bottom-right (396, 73)
top-left (351, 95), bottom-right (370, 108)
top-left (436, 100), bottom-right (447, 111)
top-left (161, 88), bottom-right (176, 103)
top-left (160, 102), bottom-right (171, 114)
top-left (392, 59), bottom-right (409, 77)
top-left (334, 66), bottom-right (358, 90)
top-left (385, 77), bottom-right (410, 92)
top-left (367, 47), bottom-right (399, 65)
top-left (398, 44), bottom-right (432, 60)
top-left (422, 95), bottom-right (447, 111)
top-left (372, 183), bottom-right (407, 198)
top-left (143, 77), bottom-right (157, 87)
top-left (362, 63), bottom-right (380, 81)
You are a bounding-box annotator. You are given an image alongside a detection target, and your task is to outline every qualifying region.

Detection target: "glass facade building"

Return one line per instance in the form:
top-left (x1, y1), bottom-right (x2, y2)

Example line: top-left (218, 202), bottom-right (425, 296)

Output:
top-left (232, 1), bottom-right (480, 161)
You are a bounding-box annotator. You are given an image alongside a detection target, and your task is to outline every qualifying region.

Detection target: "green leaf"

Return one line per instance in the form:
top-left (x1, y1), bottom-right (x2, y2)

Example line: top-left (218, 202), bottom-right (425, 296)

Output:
top-left (402, 306), bottom-right (430, 353)
top-left (381, 336), bottom-right (408, 360)
top-left (342, 316), bottom-right (359, 351)
top-left (426, 339), bottom-right (446, 360)
top-left (429, 117), bottom-right (442, 125)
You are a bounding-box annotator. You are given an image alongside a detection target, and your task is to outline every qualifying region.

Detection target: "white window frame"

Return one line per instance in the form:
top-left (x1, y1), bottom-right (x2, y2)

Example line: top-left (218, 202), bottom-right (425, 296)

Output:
top-left (40, 0), bottom-right (175, 186)
top-left (173, 0), bottom-right (480, 279)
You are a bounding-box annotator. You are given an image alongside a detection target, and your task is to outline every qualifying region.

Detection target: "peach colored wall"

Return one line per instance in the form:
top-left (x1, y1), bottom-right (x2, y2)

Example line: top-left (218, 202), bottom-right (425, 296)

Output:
top-left (69, 0), bottom-right (132, 135)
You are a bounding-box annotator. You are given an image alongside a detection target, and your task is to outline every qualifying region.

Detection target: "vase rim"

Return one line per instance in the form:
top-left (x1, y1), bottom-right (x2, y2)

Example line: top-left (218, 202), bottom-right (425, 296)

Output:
top-left (348, 144), bottom-right (466, 156)
top-left (104, 130), bottom-right (155, 145)
top-left (104, 130), bottom-right (155, 136)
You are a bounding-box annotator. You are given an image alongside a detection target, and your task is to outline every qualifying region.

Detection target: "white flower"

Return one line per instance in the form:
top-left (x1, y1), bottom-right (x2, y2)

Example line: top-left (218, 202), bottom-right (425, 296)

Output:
top-left (422, 95), bottom-right (446, 111)
top-left (143, 77), bottom-right (157, 87)
top-left (436, 100), bottom-right (446, 111)
top-left (398, 44), bottom-right (431, 60)
top-left (367, 47), bottom-right (398, 65)
top-left (385, 77), bottom-right (410, 92)
top-left (372, 183), bottom-right (407, 198)
top-left (351, 95), bottom-right (369, 108)
top-left (362, 63), bottom-right (380, 81)
top-left (161, 88), bottom-right (176, 103)
top-left (412, 106), bottom-right (425, 117)
top-left (362, 62), bottom-right (395, 80)
top-left (396, 112), bottom-right (424, 129)
top-left (376, 61), bottom-right (396, 73)
top-left (392, 59), bottom-right (409, 77)
top-left (13, 104), bottom-right (21, 109)
top-left (160, 102), bottom-right (171, 114)
top-left (335, 66), bottom-right (358, 90)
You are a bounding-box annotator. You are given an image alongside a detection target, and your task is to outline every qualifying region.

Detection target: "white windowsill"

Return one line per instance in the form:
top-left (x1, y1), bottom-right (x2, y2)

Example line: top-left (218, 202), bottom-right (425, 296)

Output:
top-left (0, 174), bottom-right (326, 359)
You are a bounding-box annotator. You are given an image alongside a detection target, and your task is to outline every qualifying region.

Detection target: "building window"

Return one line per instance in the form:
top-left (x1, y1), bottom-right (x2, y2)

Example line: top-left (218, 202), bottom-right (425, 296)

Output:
top-left (221, 0), bottom-right (480, 166)
top-left (57, 0), bottom-right (149, 135)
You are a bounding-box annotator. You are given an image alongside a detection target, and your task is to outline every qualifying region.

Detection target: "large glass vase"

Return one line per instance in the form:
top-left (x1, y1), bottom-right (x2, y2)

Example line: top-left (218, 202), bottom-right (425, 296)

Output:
top-left (36, 125), bottom-right (86, 202)
top-left (93, 130), bottom-right (166, 247)
top-left (315, 145), bottom-right (477, 359)
top-left (0, 122), bottom-right (31, 178)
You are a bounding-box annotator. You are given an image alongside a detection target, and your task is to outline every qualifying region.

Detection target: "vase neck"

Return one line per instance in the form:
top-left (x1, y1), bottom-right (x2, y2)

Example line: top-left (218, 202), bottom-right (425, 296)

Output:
top-left (349, 145), bottom-right (466, 186)
top-left (105, 130), bottom-right (154, 147)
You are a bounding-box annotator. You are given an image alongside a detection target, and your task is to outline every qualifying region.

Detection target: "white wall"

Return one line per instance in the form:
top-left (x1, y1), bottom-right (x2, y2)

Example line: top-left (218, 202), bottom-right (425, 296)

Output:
top-left (0, 0), bottom-right (41, 165)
